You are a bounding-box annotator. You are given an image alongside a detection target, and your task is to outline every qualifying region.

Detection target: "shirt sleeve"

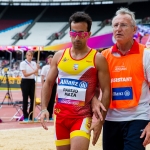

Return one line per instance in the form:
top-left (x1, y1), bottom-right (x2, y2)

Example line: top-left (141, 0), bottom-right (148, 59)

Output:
top-left (20, 61), bottom-right (25, 71)
top-left (144, 49), bottom-right (150, 82)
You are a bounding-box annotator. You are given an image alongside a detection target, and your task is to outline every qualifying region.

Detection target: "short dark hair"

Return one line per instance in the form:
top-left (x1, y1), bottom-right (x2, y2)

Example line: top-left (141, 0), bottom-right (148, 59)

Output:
top-left (69, 11), bottom-right (92, 32)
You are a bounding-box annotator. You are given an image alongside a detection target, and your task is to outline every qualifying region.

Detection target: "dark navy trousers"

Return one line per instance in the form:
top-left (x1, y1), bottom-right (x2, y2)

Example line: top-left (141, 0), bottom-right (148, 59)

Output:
top-left (103, 120), bottom-right (149, 150)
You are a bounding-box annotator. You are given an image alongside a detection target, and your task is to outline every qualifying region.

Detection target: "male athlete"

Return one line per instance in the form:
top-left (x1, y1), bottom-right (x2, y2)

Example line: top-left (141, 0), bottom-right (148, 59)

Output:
top-left (40, 12), bottom-right (111, 150)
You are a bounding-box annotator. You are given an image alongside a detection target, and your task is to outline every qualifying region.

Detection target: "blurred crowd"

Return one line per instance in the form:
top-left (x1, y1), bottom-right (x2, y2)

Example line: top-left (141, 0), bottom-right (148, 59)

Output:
top-left (0, 59), bottom-right (46, 78)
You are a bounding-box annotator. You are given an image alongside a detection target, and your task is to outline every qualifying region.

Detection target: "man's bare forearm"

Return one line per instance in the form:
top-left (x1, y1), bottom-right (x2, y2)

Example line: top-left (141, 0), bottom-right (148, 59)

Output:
top-left (100, 90), bottom-right (110, 124)
top-left (95, 86), bottom-right (100, 98)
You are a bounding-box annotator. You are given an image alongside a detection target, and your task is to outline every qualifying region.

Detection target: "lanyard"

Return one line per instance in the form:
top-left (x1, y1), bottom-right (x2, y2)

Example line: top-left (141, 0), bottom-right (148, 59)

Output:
top-left (25, 60), bottom-right (35, 71)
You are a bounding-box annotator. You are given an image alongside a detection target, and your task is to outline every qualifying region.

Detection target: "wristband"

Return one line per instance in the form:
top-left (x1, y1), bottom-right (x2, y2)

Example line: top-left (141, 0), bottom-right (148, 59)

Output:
top-left (41, 109), bottom-right (48, 113)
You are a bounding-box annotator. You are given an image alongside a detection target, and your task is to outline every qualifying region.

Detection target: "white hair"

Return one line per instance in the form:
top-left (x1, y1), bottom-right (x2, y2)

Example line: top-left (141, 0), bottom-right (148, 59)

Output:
top-left (112, 7), bottom-right (136, 26)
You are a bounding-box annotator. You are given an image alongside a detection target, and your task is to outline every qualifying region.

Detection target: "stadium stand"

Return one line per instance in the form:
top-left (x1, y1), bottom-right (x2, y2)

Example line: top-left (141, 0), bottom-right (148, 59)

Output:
top-left (129, 1), bottom-right (150, 19)
top-left (16, 22), bottom-right (67, 46)
top-left (0, 21), bottom-right (32, 45)
top-left (95, 25), bottom-right (113, 36)
top-left (0, 1), bottom-right (150, 47)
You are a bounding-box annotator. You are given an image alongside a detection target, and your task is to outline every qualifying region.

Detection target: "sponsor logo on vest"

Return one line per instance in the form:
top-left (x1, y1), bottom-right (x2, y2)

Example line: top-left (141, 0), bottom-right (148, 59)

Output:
top-left (59, 99), bottom-right (79, 105)
top-left (111, 77), bottom-right (132, 83)
top-left (113, 92), bottom-right (124, 96)
top-left (124, 90), bottom-right (130, 96)
top-left (79, 81), bottom-right (88, 88)
top-left (59, 79), bottom-right (78, 86)
top-left (59, 78), bottom-right (88, 89)
top-left (113, 65), bottom-right (127, 72)
top-left (113, 90), bottom-right (130, 97)
top-left (112, 87), bottom-right (133, 100)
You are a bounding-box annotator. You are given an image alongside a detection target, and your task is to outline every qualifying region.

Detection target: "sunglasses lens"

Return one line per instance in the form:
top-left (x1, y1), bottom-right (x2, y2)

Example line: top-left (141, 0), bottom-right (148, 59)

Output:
top-left (70, 31), bottom-right (88, 38)
top-left (70, 31), bottom-right (77, 37)
top-left (80, 32), bottom-right (88, 38)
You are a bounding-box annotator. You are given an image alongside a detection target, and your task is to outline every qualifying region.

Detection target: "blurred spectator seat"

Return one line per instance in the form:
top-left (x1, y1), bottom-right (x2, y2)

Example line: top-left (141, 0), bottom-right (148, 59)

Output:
top-left (16, 22), bottom-right (67, 46)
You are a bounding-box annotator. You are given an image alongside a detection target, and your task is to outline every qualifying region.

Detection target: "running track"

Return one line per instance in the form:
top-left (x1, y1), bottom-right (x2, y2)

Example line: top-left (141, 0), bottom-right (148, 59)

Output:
top-left (0, 82), bottom-right (53, 130)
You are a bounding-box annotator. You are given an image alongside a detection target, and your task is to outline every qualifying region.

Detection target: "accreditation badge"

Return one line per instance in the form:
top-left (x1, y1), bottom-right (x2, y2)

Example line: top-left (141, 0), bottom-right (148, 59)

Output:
top-left (57, 78), bottom-right (88, 106)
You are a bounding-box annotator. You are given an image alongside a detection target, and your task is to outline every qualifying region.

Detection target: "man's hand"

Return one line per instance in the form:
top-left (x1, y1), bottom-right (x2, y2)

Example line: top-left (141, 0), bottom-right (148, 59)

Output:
top-left (90, 119), bottom-right (102, 146)
top-left (92, 96), bottom-right (106, 120)
top-left (140, 122), bottom-right (150, 147)
top-left (40, 110), bottom-right (49, 130)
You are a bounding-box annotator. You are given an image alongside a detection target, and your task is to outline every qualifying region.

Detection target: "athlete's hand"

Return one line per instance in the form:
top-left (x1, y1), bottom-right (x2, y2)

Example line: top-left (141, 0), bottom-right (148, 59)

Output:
top-left (91, 96), bottom-right (106, 121)
top-left (90, 119), bottom-right (102, 146)
top-left (140, 122), bottom-right (150, 147)
top-left (40, 110), bottom-right (49, 130)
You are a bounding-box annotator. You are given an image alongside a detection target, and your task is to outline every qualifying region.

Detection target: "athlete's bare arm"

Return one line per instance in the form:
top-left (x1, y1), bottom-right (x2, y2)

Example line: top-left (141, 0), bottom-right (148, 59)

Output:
top-left (40, 50), bottom-right (64, 130)
top-left (90, 53), bottom-right (111, 145)
top-left (93, 53), bottom-right (111, 119)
